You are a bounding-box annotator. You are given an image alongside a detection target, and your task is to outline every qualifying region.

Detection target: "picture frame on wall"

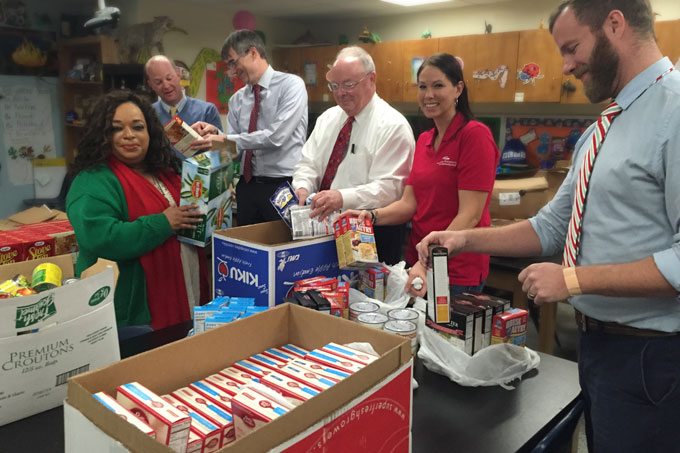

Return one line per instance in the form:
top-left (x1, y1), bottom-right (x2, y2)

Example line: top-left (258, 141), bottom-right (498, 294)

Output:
top-left (0, 27), bottom-right (58, 76)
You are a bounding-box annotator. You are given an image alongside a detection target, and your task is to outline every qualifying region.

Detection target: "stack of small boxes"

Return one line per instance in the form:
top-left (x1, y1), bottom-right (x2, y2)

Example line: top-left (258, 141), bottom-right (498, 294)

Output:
top-left (92, 342), bottom-right (380, 452)
top-left (283, 276), bottom-right (350, 319)
top-left (357, 265), bottom-right (390, 302)
top-left (193, 297), bottom-right (267, 334)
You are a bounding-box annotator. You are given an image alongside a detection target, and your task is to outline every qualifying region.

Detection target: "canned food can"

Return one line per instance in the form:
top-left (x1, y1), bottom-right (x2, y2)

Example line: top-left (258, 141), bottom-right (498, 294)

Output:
top-left (349, 301), bottom-right (379, 321)
top-left (15, 287), bottom-right (37, 297)
top-left (0, 291), bottom-right (12, 299)
top-left (12, 274), bottom-right (30, 289)
top-left (62, 278), bottom-right (80, 286)
top-left (356, 312), bottom-right (389, 329)
top-left (384, 320), bottom-right (418, 354)
top-left (31, 263), bottom-right (62, 293)
top-left (387, 308), bottom-right (419, 322)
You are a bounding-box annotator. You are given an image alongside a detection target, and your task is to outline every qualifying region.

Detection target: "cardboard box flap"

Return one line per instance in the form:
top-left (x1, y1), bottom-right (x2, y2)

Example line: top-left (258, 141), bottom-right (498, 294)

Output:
top-left (81, 258), bottom-right (119, 289)
top-left (216, 220), bottom-right (292, 246)
top-left (0, 219), bottom-right (21, 231)
top-left (492, 176), bottom-right (549, 194)
top-left (67, 304), bottom-right (410, 452)
top-left (0, 267), bottom-right (115, 337)
top-left (7, 206), bottom-right (58, 225)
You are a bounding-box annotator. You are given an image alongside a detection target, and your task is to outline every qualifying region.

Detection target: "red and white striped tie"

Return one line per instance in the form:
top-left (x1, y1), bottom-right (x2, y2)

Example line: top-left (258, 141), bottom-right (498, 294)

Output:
top-left (562, 102), bottom-right (622, 267)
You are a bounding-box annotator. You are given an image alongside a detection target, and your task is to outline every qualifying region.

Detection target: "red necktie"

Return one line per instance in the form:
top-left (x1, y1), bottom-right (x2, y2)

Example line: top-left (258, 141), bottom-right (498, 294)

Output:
top-left (319, 116), bottom-right (354, 191)
top-left (243, 84), bottom-right (261, 183)
top-left (563, 102), bottom-right (622, 267)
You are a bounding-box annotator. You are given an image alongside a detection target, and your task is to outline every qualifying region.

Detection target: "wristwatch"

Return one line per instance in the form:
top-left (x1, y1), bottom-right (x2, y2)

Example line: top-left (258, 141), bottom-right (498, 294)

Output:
top-left (370, 209), bottom-right (378, 225)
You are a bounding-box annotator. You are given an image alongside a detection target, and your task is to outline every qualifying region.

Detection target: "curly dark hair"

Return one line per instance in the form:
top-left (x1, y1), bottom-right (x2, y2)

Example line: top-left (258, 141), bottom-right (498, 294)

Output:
top-left (69, 90), bottom-right (181, 176)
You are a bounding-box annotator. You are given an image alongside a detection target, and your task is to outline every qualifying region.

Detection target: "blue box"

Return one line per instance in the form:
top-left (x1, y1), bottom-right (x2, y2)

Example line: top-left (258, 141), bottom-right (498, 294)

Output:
top-left (213, 220), bottom-right (345, 307)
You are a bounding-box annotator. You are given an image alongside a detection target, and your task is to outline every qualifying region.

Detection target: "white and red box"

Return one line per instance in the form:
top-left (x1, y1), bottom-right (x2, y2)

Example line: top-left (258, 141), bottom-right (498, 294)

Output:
top-left (248, 352), bottom-right (289, 371)
top-left (280, 343), bottom-right (309, 358)
top-left (162, 394), bottom-right (222, 453)
top-left (278, 363), bottom-right (337, 391)
top-left (261, 347), bottom-right (298, 363)
top-left (260, 370), bottom-right (320, 406)
top-left (203, 374), bottom-right (240, 397)
top-left (306, 349), bottom-right (365, 374)
top-left (321, 342), bottom-right (379, 366)
top-left (187, 431), bottom-right (203, 453)
top-left (491, 308), bottom-right (528, 347)
top-left (233, 358), bottom-right (273, 379)
top-left (116, 382), bottom-right (191, 452)
top-left (230, 386), bottom-right (292, 440)
top-left (219, 366), bottom-right (260, 386)
top-left (289, 357), bottom-right (350, 382)
top-left (93, 392), bottom-right (155, 439)
top-left (427, 245), bottom-right (451, 324)
top-left (190, 380), bottom-right (234, 409)
top-left (171, 387), bottom-right (235, 447)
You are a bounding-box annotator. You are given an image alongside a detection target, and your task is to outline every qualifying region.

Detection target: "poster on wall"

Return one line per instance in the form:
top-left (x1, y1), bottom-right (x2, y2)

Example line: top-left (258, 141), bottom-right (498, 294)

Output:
top-left (503, 117), bottom-right (594, 170)
top-left (0, 27), bottom-right (58, 76)
top-left (205, 61), bottom-right (245, 114)
top-left (0, 85), bottom-right (56, 186)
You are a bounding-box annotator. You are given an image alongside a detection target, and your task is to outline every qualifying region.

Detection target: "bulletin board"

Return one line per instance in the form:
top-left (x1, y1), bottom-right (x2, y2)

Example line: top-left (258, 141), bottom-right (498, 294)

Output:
top-left (205, 61), bottom-right (245, 114)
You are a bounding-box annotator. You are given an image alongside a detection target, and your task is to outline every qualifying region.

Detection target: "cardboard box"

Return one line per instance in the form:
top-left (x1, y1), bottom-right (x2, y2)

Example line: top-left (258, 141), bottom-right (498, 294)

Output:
top-left (489, 176), bottom-right (549, 219)
top-left (179, 151), bottom-right (234, 247)
top-left (0, 254), bottom-right (119, 426)
top-left (213, 221), bottom-right (347, 307)
top-left (64, 304), bottom-right (412, 452)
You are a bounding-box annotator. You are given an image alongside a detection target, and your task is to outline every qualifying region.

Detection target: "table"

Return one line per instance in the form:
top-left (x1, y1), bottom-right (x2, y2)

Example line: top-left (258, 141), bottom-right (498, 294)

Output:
top-left (487, 255), bottom-right (562, 354)
top-left (1, 323), bottom-right (581, 452)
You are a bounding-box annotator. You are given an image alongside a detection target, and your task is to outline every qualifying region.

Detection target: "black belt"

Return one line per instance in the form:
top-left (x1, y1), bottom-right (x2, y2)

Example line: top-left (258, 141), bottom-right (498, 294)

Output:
top-left (242, 176), bottom-right (292, 184)
top-left (574, 310), bottom-right (678, 337)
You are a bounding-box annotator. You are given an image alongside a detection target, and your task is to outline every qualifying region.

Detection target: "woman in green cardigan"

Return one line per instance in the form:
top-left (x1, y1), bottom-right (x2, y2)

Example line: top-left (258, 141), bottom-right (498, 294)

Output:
top-left (66, 91), bottom-right (210, 334)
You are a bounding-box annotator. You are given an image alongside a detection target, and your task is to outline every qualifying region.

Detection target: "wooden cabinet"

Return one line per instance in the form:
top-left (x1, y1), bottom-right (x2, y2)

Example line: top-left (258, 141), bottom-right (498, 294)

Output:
top-left (400, 39), bottom-right (439, 102)
top-left (361, 41), bottom-right (404, 102)
top-left (656, 19), bottom-right (680, 65)
top-left (272, 47), bottom-right (302, 78)
top-left (438, 35), bottom-right (477, 102)
top-left (468, 32), bottom-right (519, 103)
top-left (59, 36), bottom-right (143, 163)
top-left (297, 45), bottom-right (338, 102)
top-left (515, 29), bottom-right (563, 102)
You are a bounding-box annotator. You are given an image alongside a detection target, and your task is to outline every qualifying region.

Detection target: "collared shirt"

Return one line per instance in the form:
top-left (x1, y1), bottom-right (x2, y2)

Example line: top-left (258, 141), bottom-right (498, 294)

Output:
top-left (226, 65), bottom-right (308, 178)
top-left (530, 57), bottom-right (680, 331)
top-left (159, 93), bottom-right (188, 115)
top-left (293, 93), bottom-right (415, 209)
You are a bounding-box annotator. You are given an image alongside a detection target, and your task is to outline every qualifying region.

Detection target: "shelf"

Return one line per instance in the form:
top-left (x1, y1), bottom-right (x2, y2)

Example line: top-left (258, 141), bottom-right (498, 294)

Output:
top-left (62, 79), bottom-right (103, 86)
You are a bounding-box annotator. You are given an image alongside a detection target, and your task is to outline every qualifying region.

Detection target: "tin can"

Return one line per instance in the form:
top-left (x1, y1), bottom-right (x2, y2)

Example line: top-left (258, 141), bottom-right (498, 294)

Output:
top-left (356, 312), bottom-right (389, 329)
top-left (63, 278), bottom-right (80, 286)
top-left (387, 308), bottom-right (419, 323)
top-left (384, 320), bottom-right (418, 354)
top-left (31, 263), bottom-right (62, 293)
top-left (0, 291), bottom-right (12, 299)
top-left (15, 287), bottom-right (37, 297)
top-left (12, 274), bottom-right (30, 288)
top-left (0, 279), bottom-right (20, 296)
top-left (349, 301), bottom-right (379, 321)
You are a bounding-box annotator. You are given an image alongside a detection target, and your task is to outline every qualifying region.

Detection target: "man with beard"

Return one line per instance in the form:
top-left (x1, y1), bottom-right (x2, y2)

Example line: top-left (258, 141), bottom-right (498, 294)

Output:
top-left (191, 30), bottom-right (308, 226)
top-left (416, 1), bottom-right (680, 450)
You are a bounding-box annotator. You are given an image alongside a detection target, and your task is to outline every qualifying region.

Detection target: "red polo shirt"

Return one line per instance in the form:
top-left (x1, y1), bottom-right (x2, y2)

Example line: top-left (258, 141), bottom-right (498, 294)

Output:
top-left (405, 113), bottom-right (499, 285)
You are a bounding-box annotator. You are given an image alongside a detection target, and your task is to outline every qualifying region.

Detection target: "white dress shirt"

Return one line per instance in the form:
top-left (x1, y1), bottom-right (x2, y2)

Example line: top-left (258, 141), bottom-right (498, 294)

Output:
top-left (293, 94), bottom-right (415, 209)
top-left (226, 65), bottom-right (308, 178)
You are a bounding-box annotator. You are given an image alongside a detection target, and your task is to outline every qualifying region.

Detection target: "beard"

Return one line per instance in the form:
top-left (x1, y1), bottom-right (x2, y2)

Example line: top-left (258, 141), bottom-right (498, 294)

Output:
top-left (578, 32), bottom-right (620, 103)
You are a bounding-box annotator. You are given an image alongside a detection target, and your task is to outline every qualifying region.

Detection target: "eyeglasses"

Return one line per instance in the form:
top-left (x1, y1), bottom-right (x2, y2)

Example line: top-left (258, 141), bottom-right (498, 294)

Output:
top-left (327, 73), bottom-right (369, 92)
top-left (226, 54), bottom-right (244, 69)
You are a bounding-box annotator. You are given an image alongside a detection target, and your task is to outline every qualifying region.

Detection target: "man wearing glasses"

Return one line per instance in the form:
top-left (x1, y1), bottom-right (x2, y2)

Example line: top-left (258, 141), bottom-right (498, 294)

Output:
top-left (191, 30), bottom-right (308, 226)
top-left (293, 46), bottom-right (415, 264)
top-left (145, 55), bottom-right (223, 159)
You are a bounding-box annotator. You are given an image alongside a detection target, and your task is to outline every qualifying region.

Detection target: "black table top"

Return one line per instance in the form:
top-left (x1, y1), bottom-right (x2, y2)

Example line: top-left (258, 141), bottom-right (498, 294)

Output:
top-left (490, 254), bottom-right (562, 273)
top-left (1, 322), bottom-right (580, 452)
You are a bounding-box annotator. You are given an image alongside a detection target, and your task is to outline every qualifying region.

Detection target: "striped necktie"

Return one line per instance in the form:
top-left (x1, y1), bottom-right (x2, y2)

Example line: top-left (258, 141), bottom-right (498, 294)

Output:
top-left (563, 102), bottom-right (622, 267)
top-left (319, 116), bottom-right (354, 191)
top-left (562, 65), bottom-right (675, 267)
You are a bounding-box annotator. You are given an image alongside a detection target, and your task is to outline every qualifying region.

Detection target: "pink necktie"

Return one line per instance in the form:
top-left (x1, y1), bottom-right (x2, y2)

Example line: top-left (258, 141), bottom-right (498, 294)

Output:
top-left (562, 102), bottom-right (622, 267)
top-left (242, 84), bottom-right (261, 183)
top-left (319, 116), bottom-right (354, 191)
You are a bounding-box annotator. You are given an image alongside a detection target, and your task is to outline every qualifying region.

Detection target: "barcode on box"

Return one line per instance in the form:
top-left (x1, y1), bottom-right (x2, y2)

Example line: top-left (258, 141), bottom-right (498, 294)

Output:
top-left (56, 364), bottom-right (90, 386)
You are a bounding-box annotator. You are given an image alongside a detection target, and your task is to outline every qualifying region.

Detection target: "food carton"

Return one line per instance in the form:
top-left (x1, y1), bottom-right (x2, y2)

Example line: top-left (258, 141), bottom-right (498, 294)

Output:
top-left (260, 369), bottom-right (320, 406)
top-left (172, 386), bottom-right (235, 447)
top-left (161, 394), bottom-right (222, 452)
top-left (306, 349), bottom-right (365, 374)
top-left (230, 386), bottom-right (292, 440)
top-left (93, 392), bottom-right (155, 439)
top-left (179, 150), bottom-right (234, 247)
top-left (321, 342), bottom-right (379, 366)
top-left (333, 215), bottom-right (379, 269)
top-left (491, 309), bottom-right (528, 347)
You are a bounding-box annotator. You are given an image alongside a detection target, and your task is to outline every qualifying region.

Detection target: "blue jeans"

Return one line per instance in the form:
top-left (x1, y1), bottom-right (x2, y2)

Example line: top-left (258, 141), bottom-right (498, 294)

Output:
top-left (578, 330), bottom-right (680, 452)
top-left (449, 282), bottom-right (485, 299)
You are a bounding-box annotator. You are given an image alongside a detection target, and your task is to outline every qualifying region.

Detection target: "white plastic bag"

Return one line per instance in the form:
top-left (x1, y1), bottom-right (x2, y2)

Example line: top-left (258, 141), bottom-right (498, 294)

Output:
top-left (417, 324), bottom-right (540, 390)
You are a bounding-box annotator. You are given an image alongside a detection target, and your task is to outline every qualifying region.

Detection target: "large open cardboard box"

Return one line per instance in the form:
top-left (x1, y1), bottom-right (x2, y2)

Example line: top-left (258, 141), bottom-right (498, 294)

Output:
top-left (490, 175), bottom-right (550, 219)
top-left (65, 304), bottom-right (412, 452)
top-left (0, 254), bottom-right (119, 426)
top-left (213, 221), bottom-right (344, 306)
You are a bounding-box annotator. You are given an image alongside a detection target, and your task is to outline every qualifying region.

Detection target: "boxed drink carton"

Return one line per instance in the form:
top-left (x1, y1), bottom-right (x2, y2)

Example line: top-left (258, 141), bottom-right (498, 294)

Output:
top-left (116, 382), bottom-right (191, 451)
top-left (213, 221), bottom-right (348, 307)
top-left (161, 394), bottom-right (222, 452)
top-left (163, 116), bottom-right (203, 158)
top-left (0, 254), bottom-right (119, 426)
top-left (333, 215), bottom-right (379, 270)
top-left (179, 150), bottom-right (235, 247)
top-left (64, 304), bottom-right (412, 452)
top-left (491, 308), bottom-right (528, 347)
top-left (93, 392), bottom-right (156, 439)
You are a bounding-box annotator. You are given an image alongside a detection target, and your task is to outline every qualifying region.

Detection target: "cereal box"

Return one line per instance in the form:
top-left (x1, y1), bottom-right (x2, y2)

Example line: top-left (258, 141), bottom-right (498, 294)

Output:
top-left (491, 309), bottom-right (528, 347)
top-left (178, 150), bottom-right (234, 247)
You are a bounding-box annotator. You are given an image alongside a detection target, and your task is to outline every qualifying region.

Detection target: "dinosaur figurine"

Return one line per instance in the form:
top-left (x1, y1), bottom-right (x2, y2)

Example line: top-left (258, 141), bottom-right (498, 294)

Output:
top-left (116, 16), bottom-right (187, 63)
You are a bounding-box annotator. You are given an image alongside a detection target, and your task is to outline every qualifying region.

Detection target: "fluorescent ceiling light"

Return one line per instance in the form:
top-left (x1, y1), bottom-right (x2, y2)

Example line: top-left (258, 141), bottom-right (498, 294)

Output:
top-left (381, 0), bottom-right (452, 5)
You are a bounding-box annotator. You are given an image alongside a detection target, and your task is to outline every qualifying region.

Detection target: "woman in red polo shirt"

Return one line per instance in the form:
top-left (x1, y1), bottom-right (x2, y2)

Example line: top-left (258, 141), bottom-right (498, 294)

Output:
top-left (343, 53), bottom-right (499, 297)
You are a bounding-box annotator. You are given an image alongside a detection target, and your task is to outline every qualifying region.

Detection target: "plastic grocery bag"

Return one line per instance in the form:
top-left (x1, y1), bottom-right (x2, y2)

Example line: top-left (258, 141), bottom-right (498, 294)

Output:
top-left (417, 324), bottom-right (540, 390)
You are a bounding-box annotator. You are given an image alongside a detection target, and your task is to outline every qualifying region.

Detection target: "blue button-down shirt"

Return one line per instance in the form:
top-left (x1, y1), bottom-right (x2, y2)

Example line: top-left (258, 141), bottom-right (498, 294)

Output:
top-left (226, 66), bottom-right (308, 178)
top-left (530, 57), bottom-right (680, 331)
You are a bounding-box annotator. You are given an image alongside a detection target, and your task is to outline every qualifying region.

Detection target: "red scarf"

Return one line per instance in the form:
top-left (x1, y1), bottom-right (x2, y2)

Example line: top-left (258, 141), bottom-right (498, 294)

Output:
top-left (108, 156), bottom-right (209, 330)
